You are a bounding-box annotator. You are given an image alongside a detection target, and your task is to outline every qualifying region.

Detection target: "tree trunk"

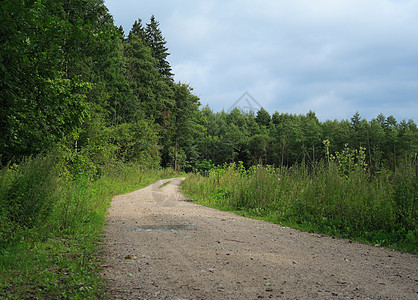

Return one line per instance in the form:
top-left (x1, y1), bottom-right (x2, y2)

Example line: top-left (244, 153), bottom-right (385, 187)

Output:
top-left (174, 136), bottom-right (179, 172)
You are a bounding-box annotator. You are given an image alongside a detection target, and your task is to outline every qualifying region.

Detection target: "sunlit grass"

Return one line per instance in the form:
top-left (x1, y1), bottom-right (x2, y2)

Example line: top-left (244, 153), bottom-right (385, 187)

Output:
top-left (0, 153), bottom-right (178, 299)
top-left (182, 161), bottom-right (417, 254)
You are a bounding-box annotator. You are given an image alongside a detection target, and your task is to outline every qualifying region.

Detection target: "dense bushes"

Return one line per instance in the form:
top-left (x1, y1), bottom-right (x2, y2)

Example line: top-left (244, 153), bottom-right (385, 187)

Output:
top-left (0, 153), bottom-right (61, 246)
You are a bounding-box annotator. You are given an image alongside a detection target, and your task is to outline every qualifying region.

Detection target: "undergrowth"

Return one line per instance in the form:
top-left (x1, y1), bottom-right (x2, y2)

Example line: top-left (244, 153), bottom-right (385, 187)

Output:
top-left (182, 154), bottom-right (417, 254)
top-left (0, 151), bottom-right (177, 299)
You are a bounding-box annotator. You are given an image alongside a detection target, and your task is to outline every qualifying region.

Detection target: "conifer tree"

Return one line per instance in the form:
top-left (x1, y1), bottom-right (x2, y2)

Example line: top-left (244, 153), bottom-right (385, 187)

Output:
top-left (255, 108), bottom-right (271, 127)
top-left (128, 19), bottom-right (146, 42)
top-left (125, 32), bottom-right (159, 115)
top-left (125, 20), bottom-right (174, 125)
top-left (172, 83), bottom-right (202, 171)
top-left (145, 15), bottom-right (173, 79)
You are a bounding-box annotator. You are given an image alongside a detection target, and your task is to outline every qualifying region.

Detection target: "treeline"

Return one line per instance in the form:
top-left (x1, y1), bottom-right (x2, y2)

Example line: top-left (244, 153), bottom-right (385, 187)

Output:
top-left (1, 1), bottom-right (416, 174)
top-left (1, 0), bottom-right (201, 173)
top-left (195, 108), bottom-right (417, 172)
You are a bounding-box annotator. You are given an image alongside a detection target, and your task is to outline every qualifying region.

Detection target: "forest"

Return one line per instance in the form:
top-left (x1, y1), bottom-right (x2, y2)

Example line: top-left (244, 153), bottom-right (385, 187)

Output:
top-left (1, 1), bottom-right (417, 173)
top-left (0, 0), bottom-right (416, 298)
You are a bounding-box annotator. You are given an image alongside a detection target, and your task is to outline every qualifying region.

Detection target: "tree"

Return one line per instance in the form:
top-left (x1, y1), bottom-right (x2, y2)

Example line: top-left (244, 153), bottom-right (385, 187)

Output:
top-left (145, 15), bottom-right (173, 79)
top-left (367, 118), bottom-right (385, 168)
top-left (248, 134), bottom-right (269, 165)
top-left (255, 108), bottom-right (271, 128)
top-left (0, 0), bottom-right (93, 162)
top-left (300, 111), bottom-right (322, 164)
top-left (350, 112), bottom-right (368, 149)
top-left (397, 119), bottom-right (418, 160)
top-left (124, 26), bottom-right (173, 125)
top-left (322, 119), bottom-right (351, 155)
top-left (382, 115), bottom-right (399, 169)
top-left (197, 108), bottom-right (227, 165)
top-left (166, 83), bottom-right (202, 171)
top-left (271, 111), bottom-right (281, 126)
top-left (128, 19), bottom-right (146, 42)
top-left (270, 113), bottom-right (303, 166)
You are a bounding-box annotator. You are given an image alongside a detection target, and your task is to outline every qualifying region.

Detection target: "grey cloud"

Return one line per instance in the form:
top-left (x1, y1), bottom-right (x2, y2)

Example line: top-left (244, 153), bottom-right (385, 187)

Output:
top-left (105, 0), bottom-right (418, 121)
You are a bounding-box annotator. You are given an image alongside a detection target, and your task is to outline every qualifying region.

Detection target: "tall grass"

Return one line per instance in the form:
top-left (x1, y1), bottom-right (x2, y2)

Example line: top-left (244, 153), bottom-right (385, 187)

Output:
top-left (0, 151), bottom-right (177, 299)
top-left (182, 160), bottom-right (417, 253)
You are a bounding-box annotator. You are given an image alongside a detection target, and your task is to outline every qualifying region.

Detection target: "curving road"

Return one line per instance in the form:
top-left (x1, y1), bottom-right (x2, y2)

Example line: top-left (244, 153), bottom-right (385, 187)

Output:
top-left (101, 177), bottom-right (417, 299)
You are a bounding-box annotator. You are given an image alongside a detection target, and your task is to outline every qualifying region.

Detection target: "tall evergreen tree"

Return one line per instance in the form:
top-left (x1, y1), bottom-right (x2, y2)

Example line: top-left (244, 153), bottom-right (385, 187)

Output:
top-left (162, 83), bottom-right (202, 171)
top-left (125, 24), bottom-right (174, 124)
top-left (128, 19), bottom-right (146, 42)
top-left (255, 108), bottom-right (271, 128)
top-left (145, 15), bottom-right (173, 79)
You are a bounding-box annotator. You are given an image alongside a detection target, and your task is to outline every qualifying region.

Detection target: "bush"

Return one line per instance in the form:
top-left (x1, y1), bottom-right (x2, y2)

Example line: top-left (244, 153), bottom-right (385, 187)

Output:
top-left (0, 154), bottom-right (62, 238)
top-left (194, 159), bottom-right (216, 176)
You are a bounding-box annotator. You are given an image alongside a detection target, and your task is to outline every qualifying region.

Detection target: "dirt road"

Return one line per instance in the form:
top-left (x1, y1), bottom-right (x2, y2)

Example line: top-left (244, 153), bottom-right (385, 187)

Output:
top-left (101, 177), bottom-right (417, 299)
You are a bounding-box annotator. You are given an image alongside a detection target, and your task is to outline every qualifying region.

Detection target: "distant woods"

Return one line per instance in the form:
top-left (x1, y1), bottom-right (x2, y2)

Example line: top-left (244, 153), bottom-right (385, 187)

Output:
top-left (1, 0), bottom-right (417, 173)
top-left (198, 109), bottom-right (417, 173)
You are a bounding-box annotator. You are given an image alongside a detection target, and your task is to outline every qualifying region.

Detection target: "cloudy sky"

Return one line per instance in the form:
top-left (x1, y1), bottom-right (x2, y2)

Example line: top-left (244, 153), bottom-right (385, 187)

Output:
top-left (104, 0), bottom-right (418, 122)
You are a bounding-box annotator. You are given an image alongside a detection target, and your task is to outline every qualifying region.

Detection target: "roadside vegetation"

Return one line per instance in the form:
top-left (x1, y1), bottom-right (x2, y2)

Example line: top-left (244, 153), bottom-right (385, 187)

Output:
top-left (0, 151), bottom-right (177, 299)
top-left (182, 145), bottom-right (417, 254)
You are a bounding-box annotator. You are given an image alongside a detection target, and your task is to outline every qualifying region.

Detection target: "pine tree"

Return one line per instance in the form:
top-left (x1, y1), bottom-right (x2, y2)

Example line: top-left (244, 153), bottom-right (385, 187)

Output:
top-left (255, 108), bottom-right (271, 127)
top-left (124, 32), bottom-right (159, 115)
top-left (125, 21), bottom-right (174, 125)
top-left (128, 19), bottom-right (146, 42)
top-left (145, 15), bottom-right (173, 79)
top-left (160, 83), bottom-right (202, 170)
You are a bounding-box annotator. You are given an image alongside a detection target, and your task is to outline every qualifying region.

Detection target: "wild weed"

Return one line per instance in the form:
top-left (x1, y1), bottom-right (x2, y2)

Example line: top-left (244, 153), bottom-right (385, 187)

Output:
top-left (182, 153), bottom-right (417, 253)
top-left (0, 152), bottom-right (179, 298)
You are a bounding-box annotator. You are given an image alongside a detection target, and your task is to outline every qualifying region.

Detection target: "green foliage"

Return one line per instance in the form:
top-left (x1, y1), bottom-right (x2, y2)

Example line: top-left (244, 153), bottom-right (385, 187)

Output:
top-left (255, 107), bottom-right (271, 127)
top-left (0, 152), bottom-right (178, 299)
top-left (326, 142), bottom-right (368, 178)
top-left (0, 153), bottom-right (62, 238)
top-left (182, 157), bottom-right (417, 253)
top-left (194, 159), bottom-right (216, 176)
top-left (167, 83), bottom-right (203, 171)
top-left (145, 15), bottom-right (173, 79)
top-left (1, 0), bottom-right (174, 170)
top-left (0, 0), bottom-right (90, 162)
top-left (1, 2), bottom-right (416, 298)
top-left (197, 109), bottom-right (417, 173)
top-left (2, 0), bottom-right (416, 174)
top-left (391, 159), bottom-right (417, 232)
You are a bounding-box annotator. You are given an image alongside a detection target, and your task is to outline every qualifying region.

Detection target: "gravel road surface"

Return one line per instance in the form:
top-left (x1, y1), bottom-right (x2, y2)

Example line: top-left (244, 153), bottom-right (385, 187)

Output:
top-left (101, 177), bottom-right (417, 299)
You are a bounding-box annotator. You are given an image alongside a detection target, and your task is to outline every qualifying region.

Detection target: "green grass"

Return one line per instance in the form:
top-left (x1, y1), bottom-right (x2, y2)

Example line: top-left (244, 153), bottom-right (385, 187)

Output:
top-left (181, 161), bottom-right (417, 254)
top-left (159, 180), bottom-right (172, 189)
top-left (0, 153), bottom-right (178, 299)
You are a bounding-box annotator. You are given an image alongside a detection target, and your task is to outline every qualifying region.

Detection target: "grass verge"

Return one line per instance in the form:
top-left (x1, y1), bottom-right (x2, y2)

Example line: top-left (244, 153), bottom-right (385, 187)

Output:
top-left (0, 156), bottom-right (177, 299)
top-left (181, 162), bottom-right (417, 254)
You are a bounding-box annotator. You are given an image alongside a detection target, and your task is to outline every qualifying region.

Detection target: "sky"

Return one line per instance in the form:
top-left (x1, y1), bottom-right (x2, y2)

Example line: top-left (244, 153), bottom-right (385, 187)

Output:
top-left (104, 0), bottom-right (418, 122)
